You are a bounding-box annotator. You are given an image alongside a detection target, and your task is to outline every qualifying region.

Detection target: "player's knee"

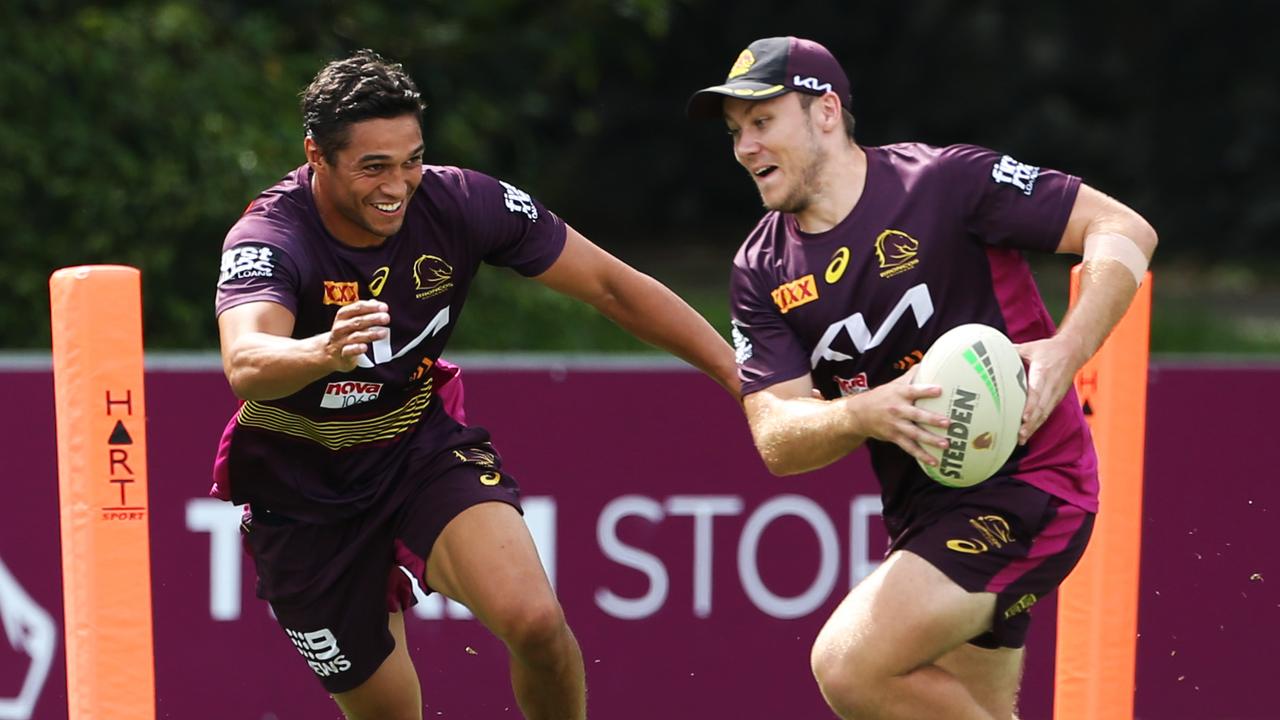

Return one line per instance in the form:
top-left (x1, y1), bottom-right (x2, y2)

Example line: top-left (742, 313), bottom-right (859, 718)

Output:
top-left (811, 642), bottom-right (878, 718)
top-left (494, 596), bottom-right (570, 659)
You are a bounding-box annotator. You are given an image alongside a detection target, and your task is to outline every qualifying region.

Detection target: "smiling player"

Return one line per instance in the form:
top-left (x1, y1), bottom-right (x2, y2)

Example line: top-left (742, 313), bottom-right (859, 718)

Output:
top-left (213, 49), bottom-right (738, 720)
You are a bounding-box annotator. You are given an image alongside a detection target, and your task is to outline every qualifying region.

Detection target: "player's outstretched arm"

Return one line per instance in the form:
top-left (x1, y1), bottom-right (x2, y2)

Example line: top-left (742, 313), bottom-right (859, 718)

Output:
top-left (218, 299), bottom-right (390, 401)
top-left (533, 227), bottom-right (740, 396)
top-left (743, 369), bottom-right (951, 476)
top-left (1016, 183), bottom-right (1158, 443)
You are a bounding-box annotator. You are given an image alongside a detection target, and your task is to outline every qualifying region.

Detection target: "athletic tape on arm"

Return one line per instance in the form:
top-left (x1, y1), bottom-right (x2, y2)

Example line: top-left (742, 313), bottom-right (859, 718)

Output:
top-left (1082, 232), bottom-right (1149, 286)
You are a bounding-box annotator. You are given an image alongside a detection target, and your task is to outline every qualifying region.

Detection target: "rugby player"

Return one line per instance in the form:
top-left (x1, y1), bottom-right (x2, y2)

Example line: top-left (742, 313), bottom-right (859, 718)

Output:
top-left (687, 36), bottom-right (1156, 719)
top-left (213, 49), bottom-right (738, 720)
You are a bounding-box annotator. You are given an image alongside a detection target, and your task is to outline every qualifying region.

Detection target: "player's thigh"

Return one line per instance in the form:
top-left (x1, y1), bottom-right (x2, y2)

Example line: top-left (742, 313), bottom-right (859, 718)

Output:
top-left (333, 611), bottom-right (423, 720)
top-left (425, 501), bottom-right (561, 635)
top-left (815, 549), bottom-right (997, 676)
top-left (394, 448), bottom-right (561, 639)
top-left (889, 479), bottom-right (1092, 649)
top-left (935, 641), bottom-right (1024, 718)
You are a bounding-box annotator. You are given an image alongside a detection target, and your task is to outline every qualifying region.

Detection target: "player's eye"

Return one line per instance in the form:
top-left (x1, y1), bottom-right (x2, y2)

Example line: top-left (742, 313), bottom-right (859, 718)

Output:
top-left (364, 164), bottom-right (384, 173)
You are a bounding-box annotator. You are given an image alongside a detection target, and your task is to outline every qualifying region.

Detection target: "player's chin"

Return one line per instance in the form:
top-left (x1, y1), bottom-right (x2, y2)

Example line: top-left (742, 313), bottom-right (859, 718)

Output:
top-left (367, 215), bottom-right (405, 237)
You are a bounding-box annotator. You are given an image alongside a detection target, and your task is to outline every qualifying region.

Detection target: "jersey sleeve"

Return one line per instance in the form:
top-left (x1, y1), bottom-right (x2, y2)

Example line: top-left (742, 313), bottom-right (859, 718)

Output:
top-left (214, 217), bottom-right (303, 317)
top-left (456, 169), bottom-right (567, 276)
top-left (941, 144), bottom-right (1081, 253)
top-left (729, 257), bottom-right (813, 396)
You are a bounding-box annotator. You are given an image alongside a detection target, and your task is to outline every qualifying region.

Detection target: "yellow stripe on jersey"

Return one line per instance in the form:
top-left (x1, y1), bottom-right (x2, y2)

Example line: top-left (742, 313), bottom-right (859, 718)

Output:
top-left (236, 379), bottom-right (434, 450)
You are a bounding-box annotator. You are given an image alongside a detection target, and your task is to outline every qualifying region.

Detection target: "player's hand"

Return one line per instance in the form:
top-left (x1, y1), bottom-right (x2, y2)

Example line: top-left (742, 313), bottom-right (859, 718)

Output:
top-left (1015, 335), bottom-right (1087, 445)
top-left (325, 300), bottom-right (390, 371)
top-left (845, 366), bottom-right (951, 467)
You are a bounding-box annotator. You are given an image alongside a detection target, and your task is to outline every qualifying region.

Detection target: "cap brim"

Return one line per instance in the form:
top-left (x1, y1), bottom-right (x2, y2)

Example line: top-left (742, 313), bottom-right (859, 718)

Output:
top-left (685, 81), bottom-right (790, 119)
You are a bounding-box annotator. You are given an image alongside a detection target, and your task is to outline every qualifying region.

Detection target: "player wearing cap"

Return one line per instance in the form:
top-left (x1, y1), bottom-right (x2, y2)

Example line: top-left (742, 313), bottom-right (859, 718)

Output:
top-left (213, 49), bottom-right (738, 720)
top-left (687, 37), bottom-right (1156, 719)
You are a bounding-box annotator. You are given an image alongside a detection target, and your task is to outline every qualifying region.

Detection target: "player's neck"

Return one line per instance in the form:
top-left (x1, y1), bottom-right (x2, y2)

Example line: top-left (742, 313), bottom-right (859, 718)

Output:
top-left (792, 143), bottom-right (867, 234)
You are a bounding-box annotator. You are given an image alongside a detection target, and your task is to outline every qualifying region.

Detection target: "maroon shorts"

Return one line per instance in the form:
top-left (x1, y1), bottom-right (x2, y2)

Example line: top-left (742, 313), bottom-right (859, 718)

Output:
top-left (241, 441), bottom-right (520, 694)
top-left (890, 477), bottom-right (1095, 649)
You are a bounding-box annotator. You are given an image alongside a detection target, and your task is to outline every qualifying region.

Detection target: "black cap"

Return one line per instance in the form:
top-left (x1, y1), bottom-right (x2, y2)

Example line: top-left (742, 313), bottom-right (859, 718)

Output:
top-left (687, 36), bottom-right (851, 119)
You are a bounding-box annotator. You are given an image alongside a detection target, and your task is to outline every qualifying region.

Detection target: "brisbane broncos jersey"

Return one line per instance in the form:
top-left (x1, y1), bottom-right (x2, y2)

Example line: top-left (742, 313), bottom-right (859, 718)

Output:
top-left (730, 143), bottom-right (1098, 528)
top-left (212, 164), bottom-right (565, 521)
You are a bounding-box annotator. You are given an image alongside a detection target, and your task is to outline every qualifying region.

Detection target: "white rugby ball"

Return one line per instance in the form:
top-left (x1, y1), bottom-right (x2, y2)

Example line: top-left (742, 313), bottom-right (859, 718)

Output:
top-left (913, 323), bottom-right (1027, 487)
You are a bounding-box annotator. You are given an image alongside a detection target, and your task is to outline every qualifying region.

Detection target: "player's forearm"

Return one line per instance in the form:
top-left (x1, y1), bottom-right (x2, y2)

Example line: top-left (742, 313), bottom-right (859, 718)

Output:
top-left (595, 272), bottom-right (740, 396)
top-left (749, 394), bottom-right (866, 476)
top-left (223, 332), bottom-right (339, 401)
top-left (1056, 223), bottom-right (1158, 368)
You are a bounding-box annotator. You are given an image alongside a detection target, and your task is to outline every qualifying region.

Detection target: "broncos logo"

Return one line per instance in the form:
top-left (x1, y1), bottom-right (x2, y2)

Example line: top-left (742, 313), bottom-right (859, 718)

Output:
top-left (412, 254), bottom-right (454, 299)
top-left (874, 229), bottom-right (921, 278)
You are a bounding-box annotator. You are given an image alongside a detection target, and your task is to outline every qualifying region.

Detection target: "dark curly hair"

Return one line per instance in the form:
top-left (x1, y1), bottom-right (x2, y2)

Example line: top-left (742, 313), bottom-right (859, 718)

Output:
top-left (301, 49), bottom-right (426, 162)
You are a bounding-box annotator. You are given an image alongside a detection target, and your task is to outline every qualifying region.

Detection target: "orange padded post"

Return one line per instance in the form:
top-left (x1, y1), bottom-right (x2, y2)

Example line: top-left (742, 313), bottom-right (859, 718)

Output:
top-left (50, 265), bottom-right (156, 719)
top-left (1053, 267), bottom-right (1152, 720)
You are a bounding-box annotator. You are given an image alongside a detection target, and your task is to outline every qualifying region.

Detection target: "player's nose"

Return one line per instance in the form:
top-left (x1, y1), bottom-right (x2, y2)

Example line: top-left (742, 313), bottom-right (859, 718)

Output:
top-left (734, 131), bottom-right (760, 164)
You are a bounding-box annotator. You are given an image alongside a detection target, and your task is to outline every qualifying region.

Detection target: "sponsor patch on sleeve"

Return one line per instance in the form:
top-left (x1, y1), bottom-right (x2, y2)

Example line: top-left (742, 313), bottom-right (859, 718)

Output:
top-left (990, 155), bottom-right (1040, 196)
top-left (731, 319), bottom-right (754, 364)
top-left (770, 274), bottom-right (819, 313)
top-left (218, 244), bottom-right (277, 285)
top-left (499, 180), bottom-right (539, 222)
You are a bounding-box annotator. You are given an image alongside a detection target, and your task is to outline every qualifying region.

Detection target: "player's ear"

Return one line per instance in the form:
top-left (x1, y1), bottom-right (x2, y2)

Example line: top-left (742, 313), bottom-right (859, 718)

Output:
top-left (819, 93), bottom-right (843, 132)
top-left (304, 136), bottom-right (324, 168)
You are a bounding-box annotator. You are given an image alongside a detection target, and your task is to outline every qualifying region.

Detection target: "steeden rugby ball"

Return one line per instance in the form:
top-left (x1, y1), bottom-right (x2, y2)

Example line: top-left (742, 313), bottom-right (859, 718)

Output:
top-left (913, 323), bottom-right (1027, 487)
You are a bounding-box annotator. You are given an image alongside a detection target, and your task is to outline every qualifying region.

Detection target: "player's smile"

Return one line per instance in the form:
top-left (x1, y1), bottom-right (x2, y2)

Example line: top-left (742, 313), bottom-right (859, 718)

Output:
top-left (309, 114), bottom-right (424, 247)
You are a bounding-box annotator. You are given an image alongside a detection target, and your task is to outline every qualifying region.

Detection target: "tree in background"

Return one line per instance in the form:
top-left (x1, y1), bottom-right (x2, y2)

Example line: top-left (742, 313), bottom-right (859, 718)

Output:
top-left (2, 0), bottom-right (1277, 350)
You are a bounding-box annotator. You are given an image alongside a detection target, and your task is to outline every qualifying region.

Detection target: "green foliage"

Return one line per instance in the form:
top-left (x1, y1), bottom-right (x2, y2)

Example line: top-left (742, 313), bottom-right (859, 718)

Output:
top-left (3, 1), bottom-right (1277, 354)
top-left (452, 265), bottom-right (652, 352)
top-left (1, 2), bottom-right (313, 347)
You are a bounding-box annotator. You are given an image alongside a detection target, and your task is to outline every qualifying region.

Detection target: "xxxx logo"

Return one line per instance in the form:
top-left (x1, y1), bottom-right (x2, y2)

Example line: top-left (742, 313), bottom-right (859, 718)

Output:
top-left (322, 281), bottom-right (359, 306)
top-left (771, 274), bottom-right (819, 314)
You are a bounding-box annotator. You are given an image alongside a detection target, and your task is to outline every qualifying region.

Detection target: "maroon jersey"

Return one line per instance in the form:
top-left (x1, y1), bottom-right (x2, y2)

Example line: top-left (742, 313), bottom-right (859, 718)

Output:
top-left (212, 164), bottom-right (566, 522)
top-left (730, 143), bottom-right (1098, 528)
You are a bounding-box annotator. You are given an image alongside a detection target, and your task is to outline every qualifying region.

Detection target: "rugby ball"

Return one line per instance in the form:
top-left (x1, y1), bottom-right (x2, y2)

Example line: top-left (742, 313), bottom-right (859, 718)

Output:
top-left (913, 324), bottom-right (1027, 487)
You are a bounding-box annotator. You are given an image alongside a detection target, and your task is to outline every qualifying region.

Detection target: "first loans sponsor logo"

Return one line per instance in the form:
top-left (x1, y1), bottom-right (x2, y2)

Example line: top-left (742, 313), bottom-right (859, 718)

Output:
top-left (286, 627), bottom-right (353, 679)
top-left (771, 274), bottom-right (819, 314)
top-left (321, 380), bottom-right (383, 409)
top-left (218, 244), bottom-right (275, 285)
top-left (991, 154), bottom-right (1040, 196)
top-left (500, 180), bottom-right (539, 221)
top-left (322, 281), bottom-right (359, 306)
